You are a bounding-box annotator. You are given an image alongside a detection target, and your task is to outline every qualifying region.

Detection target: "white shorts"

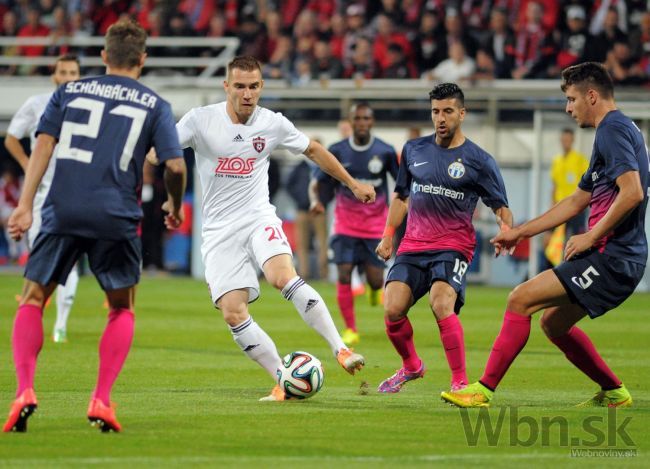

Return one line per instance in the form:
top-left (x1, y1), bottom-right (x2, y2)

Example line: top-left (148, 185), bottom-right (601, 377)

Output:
top-left (202, 215), bottom-right (292, 306)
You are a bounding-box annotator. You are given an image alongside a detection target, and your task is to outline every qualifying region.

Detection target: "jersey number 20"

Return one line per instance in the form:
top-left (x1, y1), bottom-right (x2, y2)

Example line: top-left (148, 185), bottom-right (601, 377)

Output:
top-left (56, 97), bottom-right (147, 171)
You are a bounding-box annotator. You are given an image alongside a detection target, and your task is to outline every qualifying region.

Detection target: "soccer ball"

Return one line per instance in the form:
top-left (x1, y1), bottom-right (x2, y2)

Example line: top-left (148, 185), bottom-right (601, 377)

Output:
top-left (277, 351), bottom-right (324, 399)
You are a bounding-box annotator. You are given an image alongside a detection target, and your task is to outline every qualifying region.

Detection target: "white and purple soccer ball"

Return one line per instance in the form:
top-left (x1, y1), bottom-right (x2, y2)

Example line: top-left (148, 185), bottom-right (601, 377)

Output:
top-left (277, 351), bottom-right (324, 399)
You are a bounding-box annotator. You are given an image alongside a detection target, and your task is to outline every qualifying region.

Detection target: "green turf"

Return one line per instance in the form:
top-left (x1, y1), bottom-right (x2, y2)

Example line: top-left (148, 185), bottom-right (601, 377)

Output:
top-left (0, 273), bottom-right (648, 467)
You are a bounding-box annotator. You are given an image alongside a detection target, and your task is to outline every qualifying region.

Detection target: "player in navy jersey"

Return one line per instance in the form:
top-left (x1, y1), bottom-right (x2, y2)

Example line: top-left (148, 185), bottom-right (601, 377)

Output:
top-left (4, 20), bottom-right (187, 433)
top-left (442, 62), bottom-right (648, 408)
top-left (311, 103), bottom-right (399, 346)
top-left (376, 83), bottom-right (513, 393)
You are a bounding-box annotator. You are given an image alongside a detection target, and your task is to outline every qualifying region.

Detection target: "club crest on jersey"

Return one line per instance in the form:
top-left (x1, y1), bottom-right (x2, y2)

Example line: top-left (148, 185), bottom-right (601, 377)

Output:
top-left (252, 136), bottom-right (266, 153)
top-left (215, 157), bottom-right (256, 175)
top-left (368, 155), bottom-right (384, 174)
top-left (448, 160), bottom-right (465, 179)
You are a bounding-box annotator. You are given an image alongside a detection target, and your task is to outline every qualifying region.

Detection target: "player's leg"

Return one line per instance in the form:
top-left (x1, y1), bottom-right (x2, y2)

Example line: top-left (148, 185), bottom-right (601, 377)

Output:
top-left (541, 305), bottom-right (631, 407)
top-left (335, 262), bottom-right (359, 345)
top-left (378, 279), bottom-right (425, 392)
top-left (429, 281), bottom-right (467, 390)
top-left (53, 263), bottom-right (79, 343)
top-left (364, 239), bottom-right (385, 306)
top-left (442, 269), bottom-right (570, 407)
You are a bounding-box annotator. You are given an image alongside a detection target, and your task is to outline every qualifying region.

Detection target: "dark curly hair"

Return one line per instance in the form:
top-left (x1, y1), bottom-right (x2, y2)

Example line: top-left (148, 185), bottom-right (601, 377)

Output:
top-left (429, 83), bottom-right (465, 107)
top-left (561, 62), bottom-right (614, 99)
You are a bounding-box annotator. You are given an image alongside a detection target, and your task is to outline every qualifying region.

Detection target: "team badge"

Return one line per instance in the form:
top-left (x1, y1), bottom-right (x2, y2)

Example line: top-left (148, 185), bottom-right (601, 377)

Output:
top-left (252, 136), bottom-right (266, 153)
top-left (448, 160), bottom-right (465, 179)
top-left (368, 155), bottom-right (383, 174)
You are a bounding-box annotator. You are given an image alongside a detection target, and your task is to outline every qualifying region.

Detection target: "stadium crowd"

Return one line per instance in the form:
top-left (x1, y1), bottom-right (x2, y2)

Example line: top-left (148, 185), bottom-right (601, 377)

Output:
top-left (0, 1), bottom-right (650, 84)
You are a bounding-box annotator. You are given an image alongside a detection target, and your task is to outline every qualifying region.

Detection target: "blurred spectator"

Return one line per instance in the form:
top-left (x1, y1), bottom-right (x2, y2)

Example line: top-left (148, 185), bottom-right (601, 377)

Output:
top-left (461, 0), bottom-right (494, 34)
top-left (0, 167), bottom-right (27, 263)
top-left (472, 48), bottom-right (496, 81)
top-left (46, 7), bottom-right (70, 57)
top-left (263, 35), bottom-right (292, 79)
top-left (293, 9), bottom-right (318, 42)
top-left (629, 11), bottom-right (650, 61)
top-left (17, 7), bottom-right (50, 58)
top-left (337, 119), bottom-right (352, 139)
top-left (237, 13), bottom-right (266, 58)
top-left (263, 10), bottom-right (284, 62)
top-left (345, 36), bottom-right (376, 79)
top-left (178, 0), bottom-right (215, 33)
top-left (511, 1), bottom-right (555, 79)
top-left (548, 5), bottom-right (592, 77)
top-left (401, 0), bottom-right (423, 31)
top-left (590, 7), bottom-right (628, 62)
top-left (605, 40), bottom-right (646, 85)
top-left (164, 12), bottom-right (195, 63)
top-left (590, 0), bottom-right (628, 35)
top-left (414, 9), bottom-right (445, 75)
top-left (373, 0), bottom-right (405, 27)
top-left (292, 57), bottom-right (313, 86)
top-left (312, 40), bottom-right (343, 80)
top-left (342, 4), bottom-right (368, 69)
top-left (328, 13), bottom-right (346, 60)
top-left (515, 0), bottom-right (559, 33)
top-left (425, 41), bottom-right (475, 82)
top-left (442, 8), bottom-right (478, 59)
top-left (373, 14), bottom-right (413, 73)
top-left (382, 42), bottom-right (416, 78)
top-left (91, 0), bottom-right (130, 35)
top-left (480, 7), bottom-right (515, 78)
top-left (129, 0), bottom-right (154, 31)
top-left (39, 0), bottom-right (57, 28)
top-left (1, 10), bottom-right (19, 75)
top-left (628, 0), bottom-right (649, 31)
top-left (145, 8), bottom-right (164, 38)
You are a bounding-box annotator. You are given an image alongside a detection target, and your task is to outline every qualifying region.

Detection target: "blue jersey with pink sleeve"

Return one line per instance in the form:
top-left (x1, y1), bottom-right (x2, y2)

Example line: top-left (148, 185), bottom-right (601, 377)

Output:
top-left (395, 135), bottom-right (508, 261)
top-left (315, 136), bottom-right (398, 239)
top-left (578, 110), bottom-right (649, 265)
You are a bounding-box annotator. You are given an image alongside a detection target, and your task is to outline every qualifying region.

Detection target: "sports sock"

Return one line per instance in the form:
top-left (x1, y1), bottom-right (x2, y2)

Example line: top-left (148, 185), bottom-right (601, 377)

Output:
top-left (385, 316), bottom-right (422, 372)
top-left (282, 276), bottom-right (346, 355)
top-left (550, 326), bottom-right (621, 390)
top-left (12, 304), bottom-right (44, 397)
top-left (437, 314), bottom-right (467, 386)
top-left (336, 282), bottom-right (356, 331)
top-left (93, 309), bottom-right (134, 407)
top-left (230, 316), bottom-right (282, 379)
top-left (480, 310), bottom-right (531, 391)
top-left (54, 268), bottom-right (79, 332)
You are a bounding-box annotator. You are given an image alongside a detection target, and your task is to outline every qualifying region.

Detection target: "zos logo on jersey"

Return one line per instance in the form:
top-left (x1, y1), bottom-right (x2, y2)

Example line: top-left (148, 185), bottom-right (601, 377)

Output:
top-left (252, 136), bottom-right (266, 153)
top-left (368, 155), bottom-right (384, 174)
top-left (448, 160), bottom-right (465, 179)
top-left (215, 157), bottom-right (256, 175)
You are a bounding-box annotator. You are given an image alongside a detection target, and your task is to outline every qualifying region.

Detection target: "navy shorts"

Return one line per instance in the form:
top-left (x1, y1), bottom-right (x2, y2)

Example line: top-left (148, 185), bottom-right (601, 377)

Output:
top-left (330, 234), bottom-right (384, 268)
top-left (386, 250), bottom-right (469, 313)
top-left (25, 233), bottom-right (142, 291)
top-left (553, 250), bottom-right (645, 318)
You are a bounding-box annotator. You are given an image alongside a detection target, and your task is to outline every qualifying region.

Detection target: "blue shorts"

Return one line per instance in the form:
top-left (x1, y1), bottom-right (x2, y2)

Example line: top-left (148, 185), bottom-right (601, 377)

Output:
top-left (25, 233), bottom-right (142, 291)
top-left (330, 234), bottom-right (384, 268)
top-left (386, 250), bottom-right (469, 313)
top-left (553, 250), bottom-right (645, 318)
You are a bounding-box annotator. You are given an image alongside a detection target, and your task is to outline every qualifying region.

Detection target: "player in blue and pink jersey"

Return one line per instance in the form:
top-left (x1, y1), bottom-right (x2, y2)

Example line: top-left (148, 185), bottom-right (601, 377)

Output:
top-left (311, 103), bottom-right (399, 346)
top-left (376, 83), bottom-right (513, 393)
top-left (3, 20), bottom-right (187, 432)
top-left (442, 62), bottom-right (648, 408)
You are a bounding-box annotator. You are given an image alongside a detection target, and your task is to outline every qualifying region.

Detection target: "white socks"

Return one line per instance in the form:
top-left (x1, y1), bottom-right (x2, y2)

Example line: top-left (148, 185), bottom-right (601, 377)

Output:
top-left (282, 276), bottom-right (346, 356)
top-left (54, 267), bottom-right (79, 331)
top-left (230, 316), bottom-right (282, 379)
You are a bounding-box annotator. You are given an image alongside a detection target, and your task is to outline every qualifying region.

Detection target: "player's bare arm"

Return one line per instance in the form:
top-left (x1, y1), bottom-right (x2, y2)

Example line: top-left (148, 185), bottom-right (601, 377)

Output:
top-left (303, 139), bottom-right (376, 203)
top-left (565, 170), bottom-right (644, 260)
top-left (4, 134), bottom-right (29, 172)
top-left (162, 157), bottom-right (188, 229)
top-left (491, 187), bottom-right (591, 250)
top-left (308, 178), bottom-right (325, 214)
top-left (8, 133), bottom-right (56, 240)
top-left (492, 206), bottom-right (514, 256)
top-left (376, 194), bottom-right (408, 260)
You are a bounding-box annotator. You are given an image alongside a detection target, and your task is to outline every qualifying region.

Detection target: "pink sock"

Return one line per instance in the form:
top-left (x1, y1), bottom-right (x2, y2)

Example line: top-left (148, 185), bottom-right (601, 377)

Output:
top-left (385, 317), bottom-right (422, 372)
top-left (336, 282), bottom-right (356, 331)
top-left (480, 310), bottom-right (531, 390)
top-left (93, 309), bottom-right (135, 406)
top-left (12, 304), bottom-right (44, 397)
top-left (437, 314), bottom-right (467, 386)
top-left (550, 326), bottom-right (621, 390)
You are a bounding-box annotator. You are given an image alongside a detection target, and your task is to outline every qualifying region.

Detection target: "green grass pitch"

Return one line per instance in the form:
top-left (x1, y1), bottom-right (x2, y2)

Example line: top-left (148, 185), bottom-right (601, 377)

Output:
top-left (0, 273), bottom-right (648, 467)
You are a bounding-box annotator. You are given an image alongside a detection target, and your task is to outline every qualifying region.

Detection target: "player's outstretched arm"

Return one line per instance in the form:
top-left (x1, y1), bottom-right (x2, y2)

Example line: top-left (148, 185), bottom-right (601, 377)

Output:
top-left (162, 157), bottom-right (187, 229)
top-left (308, 179), bottom-right (325, 214)
top-left (4, 134), bottom-right (29, 172)
top-left (376, 194), bottom-right (408, 261)
top-left (565, 170), bottom-right (644, 260)
top-left (303, 139), bottom-right (376, 203)
top-left (492, 206), bottom-right (514, 256)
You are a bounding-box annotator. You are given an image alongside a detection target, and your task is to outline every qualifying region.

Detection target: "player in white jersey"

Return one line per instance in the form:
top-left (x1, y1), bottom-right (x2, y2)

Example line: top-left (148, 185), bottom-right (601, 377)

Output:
top-left (4, 54), bottom-right (81, 344)
top-left (176, 56), bottom-right (376, 401)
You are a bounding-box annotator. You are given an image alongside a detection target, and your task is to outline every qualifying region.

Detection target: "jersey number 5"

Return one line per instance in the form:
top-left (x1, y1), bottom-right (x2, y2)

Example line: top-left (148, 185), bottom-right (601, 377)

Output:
top-left (56, 97), bottom-right (147, 171)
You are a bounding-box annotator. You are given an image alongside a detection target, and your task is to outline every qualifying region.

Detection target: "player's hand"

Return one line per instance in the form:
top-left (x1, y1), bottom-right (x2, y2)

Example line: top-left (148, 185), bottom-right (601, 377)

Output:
top-left (146, 148), bottom-right (159, 166)
top-left (7, 205), bottom-right (32, 241)
top-left (376, 236), bottom-right (394, 261)
top-left (309, 200), bottom-right (325, 215)
top-left (564, 232), bottom-right (595, 261)
top-left (351, 182), bottom-right (376, 204)
top-left (490, 225), bottom-right (522, 255)
top-left (162, 200), bottom-right (184, 230)
top-left (493, 224), bottom-right (514, 257)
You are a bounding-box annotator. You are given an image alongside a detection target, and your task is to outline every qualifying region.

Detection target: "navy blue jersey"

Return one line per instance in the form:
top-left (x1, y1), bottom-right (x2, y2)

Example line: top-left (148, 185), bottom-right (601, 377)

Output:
top-left (37, 75), bottom-right (181, 240)
top-left (314, 136), bottom-right (398, 238)
top-left (395, 134), bottom-right (508, 262)
top-left (578, 110), bottom-right (649, 265)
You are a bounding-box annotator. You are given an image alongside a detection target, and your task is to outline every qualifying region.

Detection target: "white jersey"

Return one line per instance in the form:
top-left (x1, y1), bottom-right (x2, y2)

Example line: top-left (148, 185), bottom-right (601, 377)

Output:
top-left (177, 102), bottom-right (310, 232)
top-left (7, 92), bottom-right (56, 208)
